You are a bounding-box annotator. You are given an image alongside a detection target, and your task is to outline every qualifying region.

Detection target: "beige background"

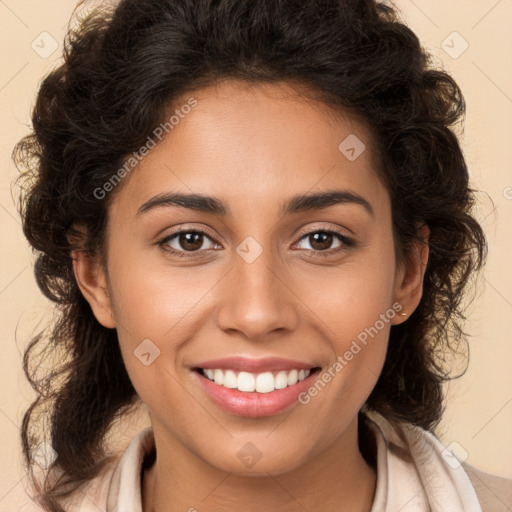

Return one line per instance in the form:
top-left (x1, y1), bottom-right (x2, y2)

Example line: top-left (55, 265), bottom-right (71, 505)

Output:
top-left (1, 0), bottom-right (511, 509)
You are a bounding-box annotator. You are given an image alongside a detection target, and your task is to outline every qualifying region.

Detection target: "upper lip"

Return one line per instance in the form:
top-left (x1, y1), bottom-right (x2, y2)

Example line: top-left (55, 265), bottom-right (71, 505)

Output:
top-left (193, 356), bottom-right (319, 373)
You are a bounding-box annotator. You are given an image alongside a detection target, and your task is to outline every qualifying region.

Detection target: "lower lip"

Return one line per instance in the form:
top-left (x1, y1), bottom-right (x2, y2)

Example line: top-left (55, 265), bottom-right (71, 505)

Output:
top-left (192, 369), bottom-right (320, 418)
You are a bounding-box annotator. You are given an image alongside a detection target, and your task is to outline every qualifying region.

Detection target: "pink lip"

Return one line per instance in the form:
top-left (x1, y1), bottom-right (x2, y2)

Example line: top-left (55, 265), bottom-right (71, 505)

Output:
top-left (192, 369), bottom-right (319, 417)
top-left (192, 356), bottom-right (317, 373)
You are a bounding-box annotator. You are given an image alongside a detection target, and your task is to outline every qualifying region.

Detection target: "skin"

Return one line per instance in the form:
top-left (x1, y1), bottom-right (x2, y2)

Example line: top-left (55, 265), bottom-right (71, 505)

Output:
top-left (73, 79), bottom-right (429, 512)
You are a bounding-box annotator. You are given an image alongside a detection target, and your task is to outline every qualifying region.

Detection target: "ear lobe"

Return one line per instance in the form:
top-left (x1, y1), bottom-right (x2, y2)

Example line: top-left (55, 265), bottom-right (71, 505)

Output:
top-left (392, 223), bottom-right (430, 325)
top-left (71, 247), bottom-right (116, 329)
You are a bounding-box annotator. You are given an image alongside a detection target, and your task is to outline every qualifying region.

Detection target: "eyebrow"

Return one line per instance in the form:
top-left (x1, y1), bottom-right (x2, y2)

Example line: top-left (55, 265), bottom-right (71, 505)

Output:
top-left (137, 189), bottom-right (374, 218)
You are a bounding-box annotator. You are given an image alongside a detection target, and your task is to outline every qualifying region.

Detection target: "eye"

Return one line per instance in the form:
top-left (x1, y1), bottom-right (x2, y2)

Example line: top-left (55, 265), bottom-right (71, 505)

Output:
top-left (157, 229), bottom-right (219, 258)
top-left (293, 229), bottom-right (355, 257)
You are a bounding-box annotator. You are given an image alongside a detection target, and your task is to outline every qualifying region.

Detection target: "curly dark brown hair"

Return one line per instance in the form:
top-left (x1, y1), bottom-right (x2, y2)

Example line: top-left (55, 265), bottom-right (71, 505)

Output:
top-left (13, 0), bottom-right (487, 510)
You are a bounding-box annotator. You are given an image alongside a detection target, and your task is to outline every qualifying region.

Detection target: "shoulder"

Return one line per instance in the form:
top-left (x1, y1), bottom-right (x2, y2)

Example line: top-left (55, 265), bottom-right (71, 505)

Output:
top-left (462, 461), bottom-right (512, 512)
top-left (362, 408), bottom-right (512, 512)
top-left (60, 457), bottom-right (120, 512)
top-left (66, 426), bottom-right (155, 512)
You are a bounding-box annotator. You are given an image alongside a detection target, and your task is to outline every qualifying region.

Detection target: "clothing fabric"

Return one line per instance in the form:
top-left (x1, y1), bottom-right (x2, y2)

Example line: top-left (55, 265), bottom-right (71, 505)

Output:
top-left (66, 409), bottom-right (512, 512)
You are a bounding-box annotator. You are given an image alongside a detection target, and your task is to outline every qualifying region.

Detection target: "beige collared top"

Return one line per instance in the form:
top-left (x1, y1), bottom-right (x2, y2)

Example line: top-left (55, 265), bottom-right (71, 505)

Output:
top-left (65, 410), bottom-right (512, 512)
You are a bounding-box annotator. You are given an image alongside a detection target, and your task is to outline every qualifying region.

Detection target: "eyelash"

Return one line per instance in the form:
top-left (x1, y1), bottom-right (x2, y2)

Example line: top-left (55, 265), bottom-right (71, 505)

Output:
top-left (156, 226), bottom-right (355, 260)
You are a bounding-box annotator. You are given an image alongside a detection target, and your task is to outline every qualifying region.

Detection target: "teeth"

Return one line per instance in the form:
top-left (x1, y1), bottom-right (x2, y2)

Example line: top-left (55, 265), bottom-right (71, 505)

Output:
top-left (223, 370), bottom-right (238, 389)
top-left (288, 369), bottom-right (298, 386)
top-left (238, 371), bottom-right (255, 392)
top-left (213, 369), bottom-right (223, 385)
top-left (200, 368), bottom-right (312, 393)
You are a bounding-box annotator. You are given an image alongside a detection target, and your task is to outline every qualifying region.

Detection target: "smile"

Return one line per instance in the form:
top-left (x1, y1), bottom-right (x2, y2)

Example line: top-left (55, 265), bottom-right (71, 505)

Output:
top-left (200, 368), bottom-right (312, 393)
top-left (192, 365), bottom-right (321, 417)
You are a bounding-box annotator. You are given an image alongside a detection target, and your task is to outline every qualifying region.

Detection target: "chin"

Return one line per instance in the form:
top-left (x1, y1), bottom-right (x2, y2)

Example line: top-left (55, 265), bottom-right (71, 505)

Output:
top-left (200, 444), bottom-right (309, 477)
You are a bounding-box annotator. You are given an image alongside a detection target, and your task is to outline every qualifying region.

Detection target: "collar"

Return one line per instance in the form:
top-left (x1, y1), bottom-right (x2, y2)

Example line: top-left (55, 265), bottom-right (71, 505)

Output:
top-left (77, 409), bottom-right (482, 512)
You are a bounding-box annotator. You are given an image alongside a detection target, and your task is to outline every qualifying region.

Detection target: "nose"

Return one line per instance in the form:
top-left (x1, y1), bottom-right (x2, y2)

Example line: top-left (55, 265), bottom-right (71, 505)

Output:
top-left (215, 246), bottom-right (300, 342)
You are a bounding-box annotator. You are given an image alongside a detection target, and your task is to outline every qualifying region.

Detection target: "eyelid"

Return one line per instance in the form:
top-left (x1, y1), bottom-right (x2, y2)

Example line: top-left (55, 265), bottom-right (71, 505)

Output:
top-left (294, 223), bottom-right (354, 243)
top-left (158, 224), bottom-right (220, 244)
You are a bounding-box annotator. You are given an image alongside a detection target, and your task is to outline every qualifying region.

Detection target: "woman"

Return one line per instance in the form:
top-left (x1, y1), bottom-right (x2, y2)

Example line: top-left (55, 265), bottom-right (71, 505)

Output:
top-left (13, 0), bottom-right (512, 511)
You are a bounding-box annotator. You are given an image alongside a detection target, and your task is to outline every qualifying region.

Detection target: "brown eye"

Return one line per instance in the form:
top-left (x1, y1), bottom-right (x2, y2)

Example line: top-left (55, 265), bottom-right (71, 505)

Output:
top-left (307, 232), bottom-right (335, 251)
top-left (177, 232), bottom-right (205, 251)
top-left (294, 229), bottom-right (355, 257)
top-left (158, 229), bottom-right (218, 258)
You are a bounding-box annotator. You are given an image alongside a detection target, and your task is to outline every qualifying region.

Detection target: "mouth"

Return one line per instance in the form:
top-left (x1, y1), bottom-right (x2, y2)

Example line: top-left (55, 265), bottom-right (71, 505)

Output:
top-left (191, 365), bottom-right (322, 418)
top-left (193, 367), bottom-right (321, 393)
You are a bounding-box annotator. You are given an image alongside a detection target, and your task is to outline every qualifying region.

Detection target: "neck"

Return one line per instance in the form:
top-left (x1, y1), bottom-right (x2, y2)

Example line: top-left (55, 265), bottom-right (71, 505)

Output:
top-left (142, 416), bottom-right (377, 512)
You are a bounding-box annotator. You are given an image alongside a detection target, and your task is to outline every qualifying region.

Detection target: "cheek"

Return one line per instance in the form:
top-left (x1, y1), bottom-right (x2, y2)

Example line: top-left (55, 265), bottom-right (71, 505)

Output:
top-left (294, 241), bottom-right (397, 338)
top-left (293, 243), bottom-right (396, 397)
top-left (105, 253), bottom-right (223, 406)
top-left (107, 242), bottom-right (219, 339)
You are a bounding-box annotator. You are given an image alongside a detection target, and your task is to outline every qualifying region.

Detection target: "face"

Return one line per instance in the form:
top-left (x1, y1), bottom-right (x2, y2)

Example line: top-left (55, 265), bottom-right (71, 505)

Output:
top-left (76, 79), bottom-right (426, 476)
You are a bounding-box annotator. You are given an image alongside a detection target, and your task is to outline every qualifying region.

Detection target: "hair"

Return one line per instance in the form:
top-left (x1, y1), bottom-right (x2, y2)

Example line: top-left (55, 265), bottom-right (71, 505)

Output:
top-left (13, 0), bottom-right (487, 510)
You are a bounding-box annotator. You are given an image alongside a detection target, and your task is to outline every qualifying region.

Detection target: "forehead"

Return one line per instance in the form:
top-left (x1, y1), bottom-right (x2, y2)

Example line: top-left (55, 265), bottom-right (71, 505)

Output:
top-left (110, 79), bottom-right (389, 220)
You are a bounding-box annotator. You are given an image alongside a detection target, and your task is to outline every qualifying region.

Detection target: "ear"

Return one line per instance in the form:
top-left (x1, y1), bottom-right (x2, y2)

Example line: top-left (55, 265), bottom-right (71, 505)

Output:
top-left (70, 239), bottom-right (116, 329)
top-left (391, 223), bottom-right (429, 325)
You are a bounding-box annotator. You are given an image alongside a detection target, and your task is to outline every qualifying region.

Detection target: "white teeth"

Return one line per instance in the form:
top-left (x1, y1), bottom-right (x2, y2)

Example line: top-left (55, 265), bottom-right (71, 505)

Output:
top-left (274, 371), bottom-right (288, 389)
top-left (287, 369), bottom-right (298, 386)
top-left (213, 369), bottom-right (223, 385)
top-left (237, 371), bottom-right (255, 392)
top-left (223, 369), bottom-right (238, 388)
top-left (200, 368), bottom-right (312, 392)
top-left (255, 372), bottom-right (274, 393)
